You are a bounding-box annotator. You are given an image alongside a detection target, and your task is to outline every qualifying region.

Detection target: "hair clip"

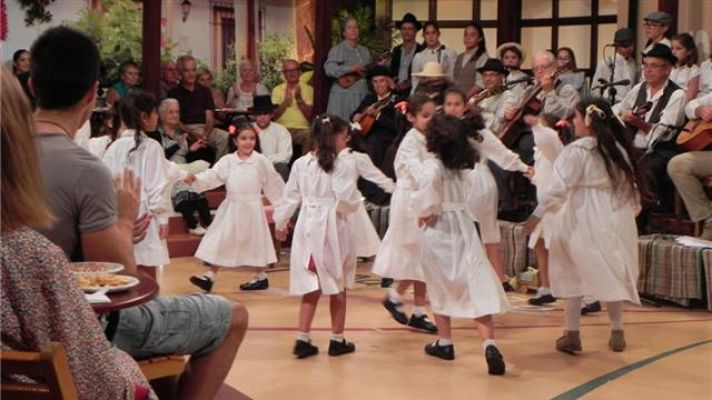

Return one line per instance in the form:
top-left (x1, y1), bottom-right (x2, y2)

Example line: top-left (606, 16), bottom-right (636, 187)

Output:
top-left (584, 104), bottom-right (605, 127)
top-left (321, 116), bottom-right (331, 124)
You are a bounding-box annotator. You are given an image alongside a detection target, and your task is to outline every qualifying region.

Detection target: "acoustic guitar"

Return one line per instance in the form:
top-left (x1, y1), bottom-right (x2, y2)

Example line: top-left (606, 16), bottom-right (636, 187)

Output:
top-left (337, 50), bottom-right (392, 89)
top-left (676, 119), bottom-right (712, 151)
top-left (467, 84), bottom-right (507, 110)
top-left (355, 95), bottom-right (393, 136)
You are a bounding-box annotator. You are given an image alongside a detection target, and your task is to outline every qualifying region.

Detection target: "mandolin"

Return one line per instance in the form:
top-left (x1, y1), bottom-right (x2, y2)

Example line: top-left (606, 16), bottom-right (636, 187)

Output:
top-left (337, 50), bottom-right (392, 89)
top-left (676, 119), bottom-right (712, 151)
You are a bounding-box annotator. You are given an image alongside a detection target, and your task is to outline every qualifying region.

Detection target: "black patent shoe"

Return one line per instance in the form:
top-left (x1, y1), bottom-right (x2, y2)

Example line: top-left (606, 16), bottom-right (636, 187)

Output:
top-left (581, 301), bottom-right (602, 315)
top-left (424, 341), bottom-right (455, 360)
top-left (408, 314), bottom-right (438, 334)
top-left (380, 278), bottom-right (394, 288)
top-left (328, 339), bottom-right (356, 356)
top-left (502, 281), bottom-right (515, 292)
top-left (239, 278), bottom-right (269, 291)
top-left (528, 294), bottom-right (556, 306)
top-left (293, 340), bottom-right (319, 359)
top-left (485, 345), bottom-right (506, 375)
top-left (382, 298), bottom-right (409, 324)
top-left (189, 275), bottom-right (213, 292)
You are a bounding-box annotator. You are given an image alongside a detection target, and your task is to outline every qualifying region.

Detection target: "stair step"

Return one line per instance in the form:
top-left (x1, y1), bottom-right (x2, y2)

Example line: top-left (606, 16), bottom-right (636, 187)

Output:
top-left (167, 234), bottom-right (202, 258)
top-left (206, 189), bottom-right (226, 209)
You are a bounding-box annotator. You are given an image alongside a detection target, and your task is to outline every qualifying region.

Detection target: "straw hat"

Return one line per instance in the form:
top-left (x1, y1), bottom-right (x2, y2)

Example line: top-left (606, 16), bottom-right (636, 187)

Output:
top-left (412, 61), bottom-right (445, 78)
top-left (496, 42), bottom-right (526, 63)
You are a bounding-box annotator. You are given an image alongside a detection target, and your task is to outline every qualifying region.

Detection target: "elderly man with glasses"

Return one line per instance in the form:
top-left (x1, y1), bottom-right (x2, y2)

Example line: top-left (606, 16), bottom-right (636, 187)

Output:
top-left (271, 59), bottom-right (314, 161)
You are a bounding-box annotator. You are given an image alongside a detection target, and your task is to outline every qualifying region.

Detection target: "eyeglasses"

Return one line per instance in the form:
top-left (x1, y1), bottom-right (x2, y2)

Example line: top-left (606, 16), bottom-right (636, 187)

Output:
top-left (642, 62), bottom-right (667, 70)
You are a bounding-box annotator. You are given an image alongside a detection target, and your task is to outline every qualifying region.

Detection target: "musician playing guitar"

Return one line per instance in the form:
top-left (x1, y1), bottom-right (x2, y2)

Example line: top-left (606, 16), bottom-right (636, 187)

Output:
top-left (325, 17), bottom-right (372, 120)
top-left (667, 91), bottom-right (712, 240)
top-left (612, 44), bottom-right (686, 225)
top-left (474, 58), bottom-right (520, 133)
top-left (350, 65), bottom-right (404, 204)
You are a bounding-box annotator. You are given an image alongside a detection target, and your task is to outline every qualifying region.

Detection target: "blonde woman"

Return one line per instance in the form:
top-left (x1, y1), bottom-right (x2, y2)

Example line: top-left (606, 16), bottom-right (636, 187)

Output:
top-left (226, 59), bottom-right (269, 110)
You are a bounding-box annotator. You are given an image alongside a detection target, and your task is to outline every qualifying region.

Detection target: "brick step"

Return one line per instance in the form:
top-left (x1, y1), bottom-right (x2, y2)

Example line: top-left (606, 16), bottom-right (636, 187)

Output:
top-left (205, 189), bottom-right (226, 209)
top-left (167, 234), bottom-right (202, 258)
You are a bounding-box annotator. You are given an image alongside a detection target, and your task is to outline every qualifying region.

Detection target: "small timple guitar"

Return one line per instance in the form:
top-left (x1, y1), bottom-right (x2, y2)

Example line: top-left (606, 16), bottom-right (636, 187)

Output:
top-left (624, 101), bottom-right (653, 137)
top-left (676, 119), bottom-right (712, 151)
top-left (336, 50), bottom-right (392, 89)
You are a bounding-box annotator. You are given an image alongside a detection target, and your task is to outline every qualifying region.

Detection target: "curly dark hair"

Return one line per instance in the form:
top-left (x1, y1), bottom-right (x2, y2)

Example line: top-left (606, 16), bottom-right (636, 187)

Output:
top-left (426, 113), bottom-right (480, 171)
top-left (311, 114), bottom-right (349, 173)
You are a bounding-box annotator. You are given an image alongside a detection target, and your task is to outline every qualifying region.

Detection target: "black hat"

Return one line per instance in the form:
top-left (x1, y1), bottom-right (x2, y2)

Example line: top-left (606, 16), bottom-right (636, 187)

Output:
top-left (367, 65), bottom-right (391, 80)
top-left (248, 95), bottom-right (277, 114)
top-left (642, 43), bottom-right (677, 64)
top-left (644, 11), bottom-right (672, 27)
top-left (476, 58), bottom-right (509, 76)
top-left (613, 28), bottom-right (635, 46)
top-left (396, 13), bottom-right (422, 31)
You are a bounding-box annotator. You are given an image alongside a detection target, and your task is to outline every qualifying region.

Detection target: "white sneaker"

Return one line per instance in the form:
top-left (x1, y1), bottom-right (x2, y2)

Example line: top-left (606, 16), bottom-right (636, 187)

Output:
top-left (189, 226), bottom-right (207, 236)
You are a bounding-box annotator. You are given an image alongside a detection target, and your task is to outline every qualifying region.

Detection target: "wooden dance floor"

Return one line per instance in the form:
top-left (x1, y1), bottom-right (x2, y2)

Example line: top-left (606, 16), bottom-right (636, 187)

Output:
top-left (159, 256), bottom-right (712, 400)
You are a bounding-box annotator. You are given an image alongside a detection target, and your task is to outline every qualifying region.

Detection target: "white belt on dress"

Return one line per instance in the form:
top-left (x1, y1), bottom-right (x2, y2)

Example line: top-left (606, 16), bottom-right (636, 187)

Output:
top-left (441, 202), bottom-right (466, 212)
top-left (302, 197), bottom-right (335, 207)
top-left (226, 194), bottom-right (262, 202)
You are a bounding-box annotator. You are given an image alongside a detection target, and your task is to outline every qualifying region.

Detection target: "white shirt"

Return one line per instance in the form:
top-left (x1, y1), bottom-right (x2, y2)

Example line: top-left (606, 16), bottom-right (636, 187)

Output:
top-left (695, 59), bottom-right (712, 98)
top-left (591, 54), bottom-right (638, 102)
top-left (643, 37), bottom-right (672, 53)
top-left (685, 91), bottom-right (712, 119)
top-left (612, 80), bottom-right (686, 149)
top-left (411, 45), bottom-right (458, 81)
top-left (670, 64), bottom-right (700, 91)
top-left (257, 121), bottom-right (292, 164)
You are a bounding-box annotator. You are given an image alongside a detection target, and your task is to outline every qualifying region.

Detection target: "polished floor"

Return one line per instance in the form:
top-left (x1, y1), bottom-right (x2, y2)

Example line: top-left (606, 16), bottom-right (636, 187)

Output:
top-left (158, 256), bottom-right (712, 400)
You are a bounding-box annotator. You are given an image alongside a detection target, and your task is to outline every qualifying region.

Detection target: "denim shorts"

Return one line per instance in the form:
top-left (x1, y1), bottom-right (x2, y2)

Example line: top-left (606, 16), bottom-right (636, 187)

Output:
top-left (112, 294), bottom-right (232, 360)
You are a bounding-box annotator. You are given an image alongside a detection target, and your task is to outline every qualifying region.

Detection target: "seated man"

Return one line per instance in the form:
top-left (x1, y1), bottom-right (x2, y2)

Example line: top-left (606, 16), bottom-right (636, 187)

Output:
top-left (271, 59), bottom-right (314, 162)
top-left (249, 95), bottom-right (292, 181)
top-left (30, 26), bottom-right (247, 399)
top-left (168, 55), bottom-right (230, 161)
top-left (667, 92), bottom-right (712, 239)
top-left (160, 59), bottom-right (179, 100)
top-left (613, 44), bottom-right (686, 222)
top-left (474, 58), bottom-right (520, 133)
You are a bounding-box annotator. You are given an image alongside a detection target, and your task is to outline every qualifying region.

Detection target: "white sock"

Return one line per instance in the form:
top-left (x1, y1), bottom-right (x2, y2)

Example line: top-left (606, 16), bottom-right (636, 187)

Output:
top-left (582, 295), bottom-right (596, 306)
top-left (606, 301), bottom-right (624, 330)
top-left (387, 288), bottom-right (402, 304)
top-left (254, 271), bottom-right (267, 280)
top-left (482, 339), bottom-right (497, 351)
top-left (412, 306), bottom-right (427, 317)
top-left (437, 338), bottom-right (453, 346)
top-left (331, 333), bottom-right (344, 342)
top-left (537, 287), bottom-right (551, 297)
top-left (565, 297), bottom-right (583, 331)
top-left (296, 331), bottom-right (310, 342)
top-left (203, 271), bottom-right (215, 281)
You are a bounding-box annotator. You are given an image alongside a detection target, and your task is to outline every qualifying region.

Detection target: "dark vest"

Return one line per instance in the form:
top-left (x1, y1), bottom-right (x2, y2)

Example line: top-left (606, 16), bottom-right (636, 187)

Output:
top-left (389, 42), bottom-right (425, 80)
top-left (633, 80), bottom-right (680, 124)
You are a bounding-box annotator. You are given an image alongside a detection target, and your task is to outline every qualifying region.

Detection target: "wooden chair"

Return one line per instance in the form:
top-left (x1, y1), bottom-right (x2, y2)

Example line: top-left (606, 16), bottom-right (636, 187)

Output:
top-left (1, 342), bottom-right (78, 400)
top-left (137, 355), bottom-right (186, 381)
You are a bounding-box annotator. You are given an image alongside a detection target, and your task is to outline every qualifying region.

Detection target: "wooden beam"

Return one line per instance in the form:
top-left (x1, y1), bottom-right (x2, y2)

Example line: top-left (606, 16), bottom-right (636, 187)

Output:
top-left (313, 0), bottom-right (332, 116)
top-left (142, 0), bottom-right (161, 97)
top-left (658, 0), bottom-right (678, 35)
top-left (497, 0), bottom-right (521, 45)
top-left (247, 0), bottom-right (256, 60)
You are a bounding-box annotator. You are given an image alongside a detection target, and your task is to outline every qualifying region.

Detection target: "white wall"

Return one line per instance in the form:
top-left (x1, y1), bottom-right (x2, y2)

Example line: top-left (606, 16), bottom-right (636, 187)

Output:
top-left (261, 0), bottom-right (294, 38)
top-left (171, 0), bottom-right (213, 68)
top-left (2, 0), bottom-right (88, 63)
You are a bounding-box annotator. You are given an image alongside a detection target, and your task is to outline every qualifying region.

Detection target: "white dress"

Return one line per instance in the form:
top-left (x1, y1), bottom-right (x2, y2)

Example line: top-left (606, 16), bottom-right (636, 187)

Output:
top-left (412, 158), bottom-right (510, 318)
top-left (532, 137), bottom-right (641, 304)
top-left (372, 128), bottom-right (429, 281)
top-left (102, 130), bottom-right (173, 266)
top-left (191, 152), bottom-right (284, 268)
top-left (670, 64), bottom-right (700, 91)
top-left (469, 129), bottom-right (529, 243)
top-left (338, 149), bottom-right (396, 258)
top-left (273, 153), bottom-right (361, 296)
top-left (528, 124), bottom-right (564, 248)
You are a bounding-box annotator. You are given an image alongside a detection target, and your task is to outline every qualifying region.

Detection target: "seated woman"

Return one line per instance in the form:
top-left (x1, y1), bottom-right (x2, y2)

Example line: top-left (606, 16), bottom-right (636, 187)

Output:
top-left (226, 59), bottom-right (269, 111)
top-left (197, 68), bottom-right (227, 126)
top-left (106, 61), bottom-right (141, 107)
top-left (0, 66), bottom-right (154, 399)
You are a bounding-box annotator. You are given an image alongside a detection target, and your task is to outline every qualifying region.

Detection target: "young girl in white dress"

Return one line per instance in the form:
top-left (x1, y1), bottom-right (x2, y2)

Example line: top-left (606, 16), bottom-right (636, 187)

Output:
top-left (372, 94), bottom-right (439, 334)
top-left (273, 115), bottom-right (362, 359)
top-left (413, 113), bottom-right (510, 375)
top-left (338, 146), bottom-right (395, 258)
top-left (102, 92), bottom-right (175, 279)
top-left (670, 33), bottom-right (700, 101)
top-left (524, 98), bottom-right (644, 354)
top-left (185, 124), bottom-right (285, 292)
top-left (441, 88), bottom-right (533, 290)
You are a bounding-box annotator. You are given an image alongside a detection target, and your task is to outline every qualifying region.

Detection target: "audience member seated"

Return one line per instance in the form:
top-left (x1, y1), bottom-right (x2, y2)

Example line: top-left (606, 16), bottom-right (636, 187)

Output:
top-left (271, 59), bottom-right (314, 160)
top-left (670, 33), bottom-right (700, 101)
top-left (30, 27), bottom-right (248, 399)
top-left (667, 91), bottom-right (712, 240)
top-left (159, 59), bottom-right (179, 100)
top-left (556, 47), bottom-right (587, 96)
top-left (591, 28), bottom-right (638, 103)
top-left (106, 61), bottom-right (141, 107)
top-left (12, 49), bottom-right (30, 76)
top-left (226, 59), bottom-right (269, 111)
top-left (643, 11), bottom-right (672, 52)
top-left (1, 64), bottom-right (154, 400)
top-left (453, 22), bottom-right (489, 99)
top-left (168, 55), bottom-right (230, 160)
top-left (198, 67), bottom-right (228, 126)
top-left (249, 95), bottom-right (292, 181)
top-left (612, 44), bottom-right (686, 227)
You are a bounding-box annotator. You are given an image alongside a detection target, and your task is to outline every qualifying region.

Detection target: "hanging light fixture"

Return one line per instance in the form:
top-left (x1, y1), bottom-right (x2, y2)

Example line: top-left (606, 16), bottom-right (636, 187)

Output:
top-left (181, 0), bottom-right (192, 22)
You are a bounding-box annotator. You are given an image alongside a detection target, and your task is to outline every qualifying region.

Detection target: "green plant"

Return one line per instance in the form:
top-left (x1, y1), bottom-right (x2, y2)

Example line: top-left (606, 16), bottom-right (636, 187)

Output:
top-left (258, 34), bottom-right (294, 91)
top-left (213, 43), bottom-right (238, 93)
top-left (16, 0), bottom-right (57, 26)
top-left (73, 0), bottom-right (175, 84)
top-left (331, 5), bottom-right (390, 59)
